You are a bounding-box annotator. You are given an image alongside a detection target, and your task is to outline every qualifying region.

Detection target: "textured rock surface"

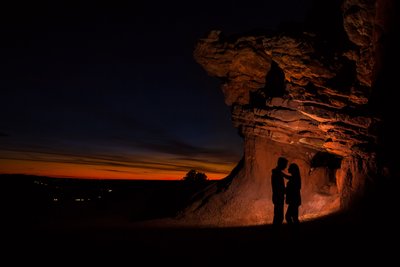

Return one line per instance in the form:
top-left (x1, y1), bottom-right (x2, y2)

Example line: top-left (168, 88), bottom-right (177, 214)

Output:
top-left (179, 0), bottom-right (392, 226)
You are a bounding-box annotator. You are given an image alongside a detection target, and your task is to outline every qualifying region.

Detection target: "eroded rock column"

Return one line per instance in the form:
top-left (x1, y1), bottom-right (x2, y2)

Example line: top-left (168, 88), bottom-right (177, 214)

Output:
top-left (179, 0), bottom-right (388, 226)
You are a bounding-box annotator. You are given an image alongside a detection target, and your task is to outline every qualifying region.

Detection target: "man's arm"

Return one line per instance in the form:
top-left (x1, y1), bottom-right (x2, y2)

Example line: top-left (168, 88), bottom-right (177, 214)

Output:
top-left (282, 171), bottom-right (291, 179)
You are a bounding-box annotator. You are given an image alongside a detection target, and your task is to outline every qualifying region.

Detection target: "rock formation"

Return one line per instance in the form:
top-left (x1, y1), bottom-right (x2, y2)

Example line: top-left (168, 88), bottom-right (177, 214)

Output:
top-left (179, 0), bottom-right (394, 226)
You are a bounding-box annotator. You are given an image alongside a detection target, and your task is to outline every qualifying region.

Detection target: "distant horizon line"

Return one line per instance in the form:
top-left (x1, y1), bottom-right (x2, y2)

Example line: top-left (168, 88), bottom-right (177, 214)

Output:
top-left (0, 172), bottom-right (224, 181)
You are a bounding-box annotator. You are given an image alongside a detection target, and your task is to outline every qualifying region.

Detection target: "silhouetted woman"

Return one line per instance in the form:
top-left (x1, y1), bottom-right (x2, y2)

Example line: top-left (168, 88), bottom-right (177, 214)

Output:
top-left (285, 163), bottom-right (301, 225)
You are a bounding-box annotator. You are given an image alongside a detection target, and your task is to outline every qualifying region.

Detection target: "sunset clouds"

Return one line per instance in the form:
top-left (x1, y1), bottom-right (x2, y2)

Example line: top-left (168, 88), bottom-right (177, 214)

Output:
top-left (0, 0), bottom-right (311, 180)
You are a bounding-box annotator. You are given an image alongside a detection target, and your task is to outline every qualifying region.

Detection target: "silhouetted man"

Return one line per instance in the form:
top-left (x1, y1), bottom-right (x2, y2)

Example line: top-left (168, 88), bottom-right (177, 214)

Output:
top-left (271, 157), bottom-right (288, 226)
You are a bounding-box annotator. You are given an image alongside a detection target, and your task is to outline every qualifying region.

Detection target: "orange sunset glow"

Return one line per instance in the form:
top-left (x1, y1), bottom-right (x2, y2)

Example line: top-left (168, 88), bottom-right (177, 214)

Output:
top-left (0, 153), bottom-right (236, 180)
top-left (2, 0), bottom-right (395, 261)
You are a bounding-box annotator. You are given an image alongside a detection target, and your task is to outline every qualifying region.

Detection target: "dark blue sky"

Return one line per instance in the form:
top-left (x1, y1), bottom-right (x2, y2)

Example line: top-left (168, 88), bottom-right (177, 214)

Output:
top-left (0, 0), bottom-right (313, 179)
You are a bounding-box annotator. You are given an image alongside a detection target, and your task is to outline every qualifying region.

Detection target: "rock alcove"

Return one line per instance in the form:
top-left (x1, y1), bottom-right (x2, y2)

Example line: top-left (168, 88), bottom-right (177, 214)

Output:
top-left (178, 0), bottom-right (394, 226)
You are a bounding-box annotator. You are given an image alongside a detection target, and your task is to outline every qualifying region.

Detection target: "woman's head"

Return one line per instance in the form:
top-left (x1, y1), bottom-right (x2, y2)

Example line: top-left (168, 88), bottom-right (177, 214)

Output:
top-left (288, 163), bottom-right (300, 176)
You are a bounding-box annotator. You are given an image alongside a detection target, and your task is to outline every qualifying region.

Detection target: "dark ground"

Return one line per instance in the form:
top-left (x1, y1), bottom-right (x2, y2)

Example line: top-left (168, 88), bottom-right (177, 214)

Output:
top-left (1, 174), bottom-right (397, 265)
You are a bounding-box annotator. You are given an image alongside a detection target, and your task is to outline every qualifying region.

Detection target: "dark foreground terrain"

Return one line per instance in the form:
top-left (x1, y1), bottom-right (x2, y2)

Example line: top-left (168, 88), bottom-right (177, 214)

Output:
top-left (1, 174), bottom-right (397, 265)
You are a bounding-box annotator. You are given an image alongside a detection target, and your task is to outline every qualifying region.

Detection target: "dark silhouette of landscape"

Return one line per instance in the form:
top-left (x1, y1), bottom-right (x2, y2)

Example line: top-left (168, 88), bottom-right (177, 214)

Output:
top-left (2, 173), bottom-right (397, 265)
top-left (2, 1), bottom-right (399, 265)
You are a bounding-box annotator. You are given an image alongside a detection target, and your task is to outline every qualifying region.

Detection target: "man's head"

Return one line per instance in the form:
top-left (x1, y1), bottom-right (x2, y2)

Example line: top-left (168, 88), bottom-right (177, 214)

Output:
top-left (277, 157), bottom-right (288, 170)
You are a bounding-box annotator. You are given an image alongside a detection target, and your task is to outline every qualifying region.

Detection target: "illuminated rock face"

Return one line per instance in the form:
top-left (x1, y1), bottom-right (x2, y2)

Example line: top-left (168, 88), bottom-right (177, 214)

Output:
top-left (180, 0), bottom-right (390, 226)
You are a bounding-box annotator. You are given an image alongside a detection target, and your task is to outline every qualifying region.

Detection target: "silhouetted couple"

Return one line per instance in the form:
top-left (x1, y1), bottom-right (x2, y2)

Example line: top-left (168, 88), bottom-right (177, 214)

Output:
top-left (271, 157), bottom-right (301, 228)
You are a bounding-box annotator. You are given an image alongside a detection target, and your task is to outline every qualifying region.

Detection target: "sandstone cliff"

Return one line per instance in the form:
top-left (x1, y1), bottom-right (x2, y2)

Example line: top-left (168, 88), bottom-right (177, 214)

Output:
top-left (179, 0), bottom-right (394, 226)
